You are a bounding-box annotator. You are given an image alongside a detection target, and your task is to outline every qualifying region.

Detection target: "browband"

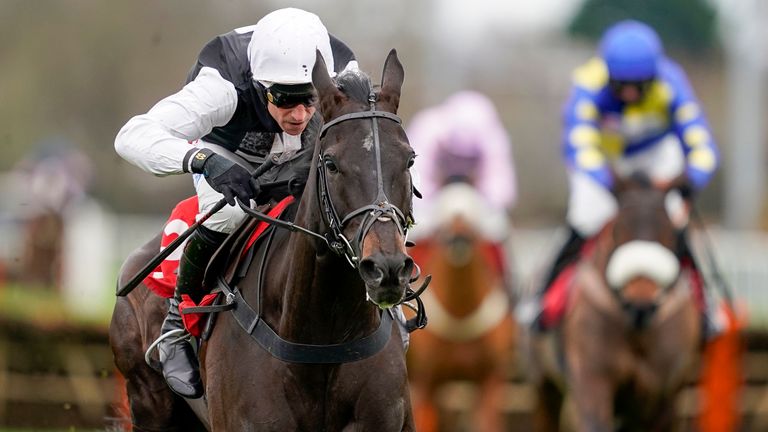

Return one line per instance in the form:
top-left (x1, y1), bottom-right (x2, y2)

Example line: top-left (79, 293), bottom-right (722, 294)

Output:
top-left (320, 111), bottom-right (401, 137)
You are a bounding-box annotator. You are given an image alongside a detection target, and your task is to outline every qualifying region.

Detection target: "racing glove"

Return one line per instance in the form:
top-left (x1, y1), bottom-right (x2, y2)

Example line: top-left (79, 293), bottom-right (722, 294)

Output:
top-left (186, 148), bottom-right (259, 206)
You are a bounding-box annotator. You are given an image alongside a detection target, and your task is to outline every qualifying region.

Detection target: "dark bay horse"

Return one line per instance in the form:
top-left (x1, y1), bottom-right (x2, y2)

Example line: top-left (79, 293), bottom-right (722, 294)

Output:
top-left (525, 177), bottom-right (701, 432)
top-left (407, 183), bottom-right (516, 432)
top-left (111, 50), bottom-right (419, 431)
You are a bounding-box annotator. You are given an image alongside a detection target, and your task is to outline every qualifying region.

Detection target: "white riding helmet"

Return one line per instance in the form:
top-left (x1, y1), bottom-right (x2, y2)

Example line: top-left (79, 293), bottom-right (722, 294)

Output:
top-left (247, 8), bottom-right (336, 85)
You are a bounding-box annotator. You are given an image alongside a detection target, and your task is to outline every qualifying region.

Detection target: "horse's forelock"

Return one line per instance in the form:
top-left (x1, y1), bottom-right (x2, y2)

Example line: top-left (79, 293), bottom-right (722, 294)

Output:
top-left (335, 68), bottom-right (373, 104)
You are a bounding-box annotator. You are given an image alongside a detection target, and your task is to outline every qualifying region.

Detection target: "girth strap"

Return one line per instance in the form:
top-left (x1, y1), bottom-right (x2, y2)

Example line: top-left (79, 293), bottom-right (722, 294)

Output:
top-left (220, 282), bottom-right (394, 364)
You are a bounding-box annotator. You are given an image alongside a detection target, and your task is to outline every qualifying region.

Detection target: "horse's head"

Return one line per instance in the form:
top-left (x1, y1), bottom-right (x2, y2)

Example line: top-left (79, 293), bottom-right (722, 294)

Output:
top-left (310, 50), bottom-right (415, 308)
top-left (601, 174), bottom-right (681, 327)
top-left (427, 182), bottom-right (505, 266)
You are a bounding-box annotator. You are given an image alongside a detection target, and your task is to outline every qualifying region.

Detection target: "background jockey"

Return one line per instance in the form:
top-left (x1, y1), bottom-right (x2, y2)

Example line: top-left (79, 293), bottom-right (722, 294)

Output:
top-left (534, 20), bottom-right (720, 335)
top-left (114, 8), bottom-right (357, 399)
top-left (407, 91), bottom-right (518, 288)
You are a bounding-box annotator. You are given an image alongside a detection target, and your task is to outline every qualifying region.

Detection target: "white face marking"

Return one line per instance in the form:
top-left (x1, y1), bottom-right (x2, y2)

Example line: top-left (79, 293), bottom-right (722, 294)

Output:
top-left (362, 131), bottom-right (374, 151)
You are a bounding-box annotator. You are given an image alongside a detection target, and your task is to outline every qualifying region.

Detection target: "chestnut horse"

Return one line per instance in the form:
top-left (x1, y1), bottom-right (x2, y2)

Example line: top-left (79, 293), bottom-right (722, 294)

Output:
top-left (407, 183), bottom-right (516, 432)
top-left (111, 50), bottom-right (421, 431)
top-left (525, 176), bottom-right (701, 432)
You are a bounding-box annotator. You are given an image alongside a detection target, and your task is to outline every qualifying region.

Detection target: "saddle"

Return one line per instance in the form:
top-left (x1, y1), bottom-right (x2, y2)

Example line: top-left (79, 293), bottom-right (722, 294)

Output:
top-left (203, 199), bottom-right (292, 289)
top-left (143, 196), bottom-right (295, 337)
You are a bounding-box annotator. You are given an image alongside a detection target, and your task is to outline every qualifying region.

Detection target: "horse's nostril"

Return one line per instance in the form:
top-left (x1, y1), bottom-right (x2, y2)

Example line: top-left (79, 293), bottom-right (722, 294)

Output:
top-left (400, 257), bottom-right (415, 282)
top-left (359, 259), bottom-right (384, 285)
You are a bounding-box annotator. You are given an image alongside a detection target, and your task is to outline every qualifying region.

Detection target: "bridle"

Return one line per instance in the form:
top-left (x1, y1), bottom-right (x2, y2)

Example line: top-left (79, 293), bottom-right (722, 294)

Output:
top-left (317, 92), bottom-right (412, 267)
top-left (312, 93), bottom-right (427, 328)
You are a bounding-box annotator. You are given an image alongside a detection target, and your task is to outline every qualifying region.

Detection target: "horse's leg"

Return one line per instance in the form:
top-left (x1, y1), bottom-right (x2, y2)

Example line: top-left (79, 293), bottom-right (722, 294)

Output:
top-left (532, 377), bottom-right (563, 432)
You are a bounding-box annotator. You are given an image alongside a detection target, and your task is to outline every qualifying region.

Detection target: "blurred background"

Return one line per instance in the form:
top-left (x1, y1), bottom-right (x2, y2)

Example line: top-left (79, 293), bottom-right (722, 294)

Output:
top-left (0, 0), bottom-right (766, 430)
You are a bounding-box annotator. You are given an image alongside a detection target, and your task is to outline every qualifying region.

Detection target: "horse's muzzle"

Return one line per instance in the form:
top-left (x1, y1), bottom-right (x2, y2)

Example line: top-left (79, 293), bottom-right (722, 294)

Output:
top-left (359, 253), bottom-right (414, 307)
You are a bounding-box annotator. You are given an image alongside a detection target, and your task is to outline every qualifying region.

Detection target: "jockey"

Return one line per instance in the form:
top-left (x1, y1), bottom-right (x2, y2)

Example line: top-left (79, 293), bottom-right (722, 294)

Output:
top-left (408, 91), bottom-right (517, 287)
top-left (535, 20), bottom-right (720, 332)
top-left (114, 8), bottom-right (357, 399)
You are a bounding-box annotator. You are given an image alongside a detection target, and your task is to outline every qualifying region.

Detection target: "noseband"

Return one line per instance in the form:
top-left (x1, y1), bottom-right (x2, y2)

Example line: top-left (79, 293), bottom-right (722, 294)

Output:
top-left (317, 93), bottom-right (411, 268)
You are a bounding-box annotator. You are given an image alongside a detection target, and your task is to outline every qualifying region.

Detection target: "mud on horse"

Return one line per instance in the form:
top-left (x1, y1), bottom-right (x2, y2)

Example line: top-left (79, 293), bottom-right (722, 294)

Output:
top-left (110, 50), bottom-right (428, 431)
top-left (524, 175), bottom-right (702, 432)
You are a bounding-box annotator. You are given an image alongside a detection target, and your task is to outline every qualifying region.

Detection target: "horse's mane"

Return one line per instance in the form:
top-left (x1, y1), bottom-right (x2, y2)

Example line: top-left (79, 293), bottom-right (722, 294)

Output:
top-left (335, 68), bottom-right (373, 104)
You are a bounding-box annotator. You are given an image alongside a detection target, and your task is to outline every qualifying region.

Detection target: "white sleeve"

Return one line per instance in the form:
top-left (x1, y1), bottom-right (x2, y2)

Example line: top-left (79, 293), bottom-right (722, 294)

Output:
top-left (114, 67), bottom-right (238, 176)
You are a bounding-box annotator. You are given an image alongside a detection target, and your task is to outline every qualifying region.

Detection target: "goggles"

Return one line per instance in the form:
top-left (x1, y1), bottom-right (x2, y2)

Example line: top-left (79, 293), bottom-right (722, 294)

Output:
top-left (265, 83), bottom-right (318, 109)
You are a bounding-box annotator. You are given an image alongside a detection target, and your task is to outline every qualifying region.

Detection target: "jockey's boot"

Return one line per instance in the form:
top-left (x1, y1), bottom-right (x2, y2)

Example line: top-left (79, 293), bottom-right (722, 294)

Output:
top-left (157, 225), bottom-right (227, 399)
top-left (528, 226), bottom-right (585, 331)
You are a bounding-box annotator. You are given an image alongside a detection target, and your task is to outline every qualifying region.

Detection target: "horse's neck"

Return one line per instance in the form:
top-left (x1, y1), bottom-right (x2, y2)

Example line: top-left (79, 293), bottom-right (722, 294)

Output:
top-left (275, 205), bottom-right (379, 344)
top-left (433, 245), bottom-right (497, 315)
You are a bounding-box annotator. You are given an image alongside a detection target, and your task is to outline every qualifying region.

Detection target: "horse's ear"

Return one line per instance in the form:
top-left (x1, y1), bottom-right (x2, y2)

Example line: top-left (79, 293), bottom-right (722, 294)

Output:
top-left (312, 49), bottom-right (343, 120)
top-left (379, 49), bottom-right (404, 113)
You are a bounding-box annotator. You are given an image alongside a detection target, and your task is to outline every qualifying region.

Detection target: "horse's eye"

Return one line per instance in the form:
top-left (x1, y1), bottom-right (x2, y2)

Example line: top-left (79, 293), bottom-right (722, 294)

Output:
top-left (407, 155), bottom-right (416, 169)
top-left (324, 158), bottom-right (339, 173)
